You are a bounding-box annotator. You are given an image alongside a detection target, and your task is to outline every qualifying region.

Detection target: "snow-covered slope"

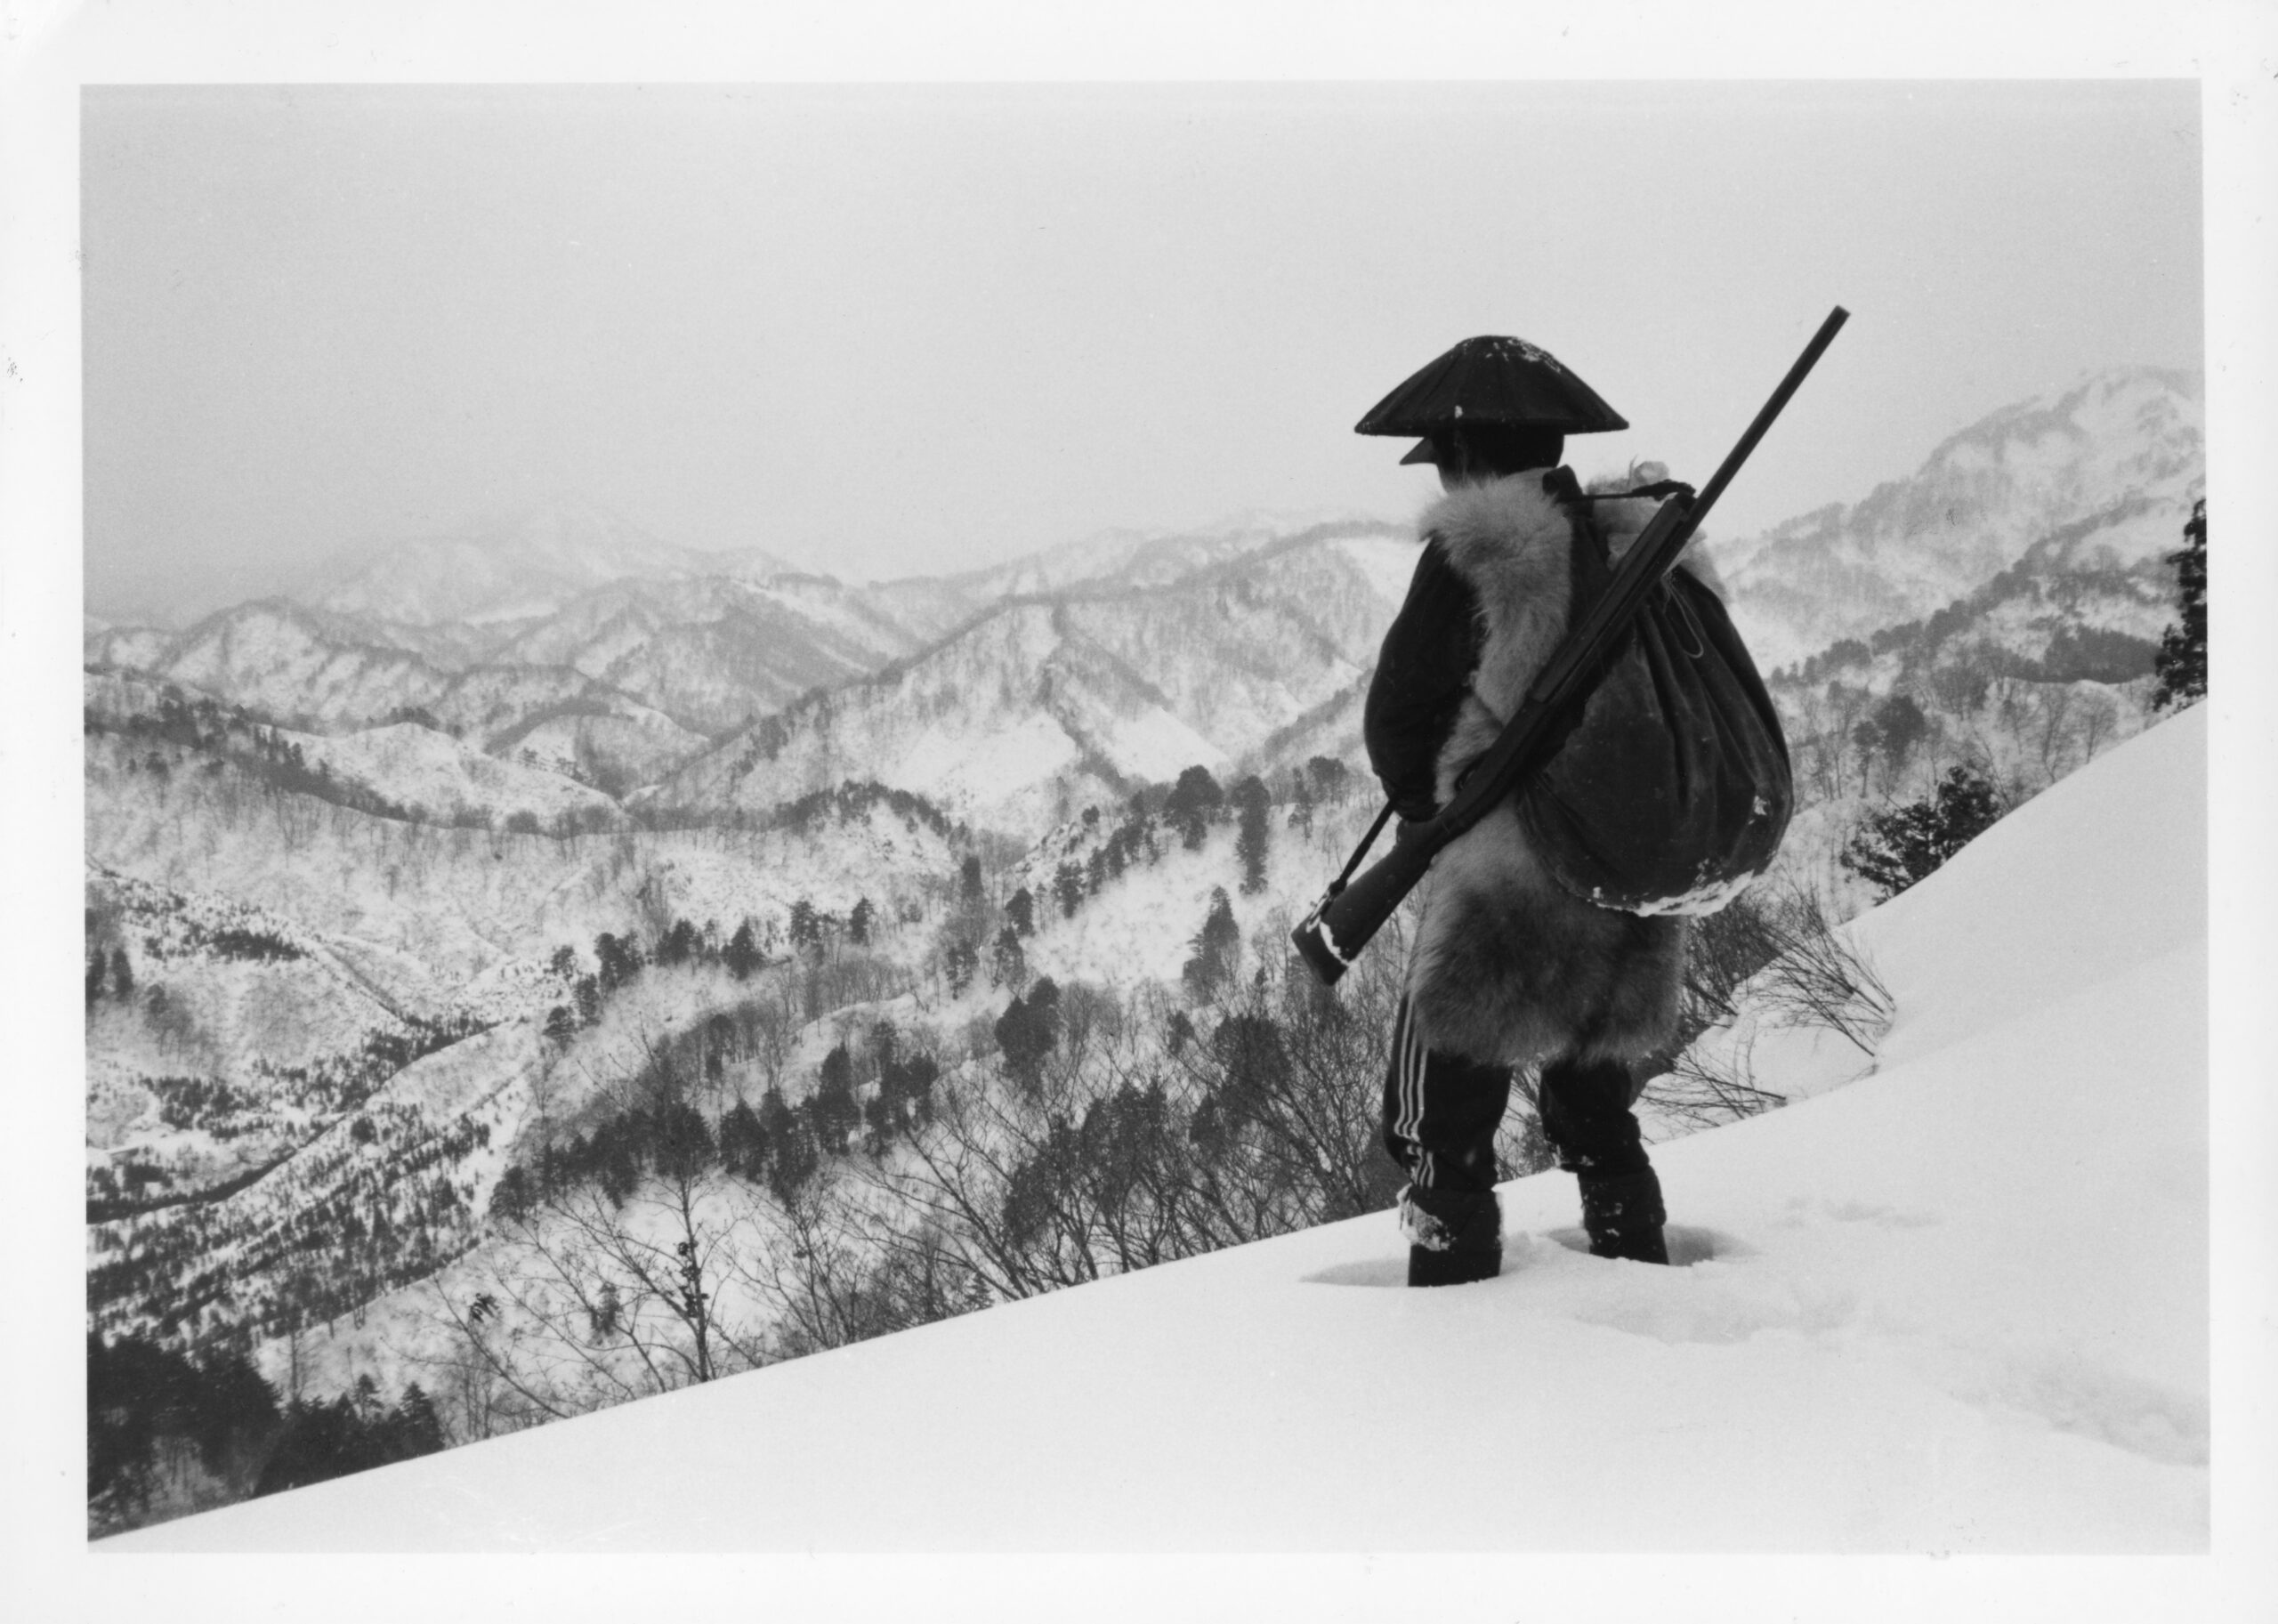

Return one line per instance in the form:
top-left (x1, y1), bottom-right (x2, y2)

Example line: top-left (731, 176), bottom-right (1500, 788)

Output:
top-left (290, 722), bottom-right (622, 828)
top-left (118, 707), bottom-right (2209, 1553)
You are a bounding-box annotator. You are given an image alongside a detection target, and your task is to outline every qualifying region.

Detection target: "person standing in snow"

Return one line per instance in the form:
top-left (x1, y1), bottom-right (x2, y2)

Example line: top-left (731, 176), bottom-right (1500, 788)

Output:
top-left (1357, 335), bottom-right (1692, 1285)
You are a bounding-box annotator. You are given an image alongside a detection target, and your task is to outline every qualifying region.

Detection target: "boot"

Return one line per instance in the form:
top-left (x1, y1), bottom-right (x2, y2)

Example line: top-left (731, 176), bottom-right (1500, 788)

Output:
top-left (1401, 1184), bottom-right (1502, 1287)
top-left (1579, 1168), bottom-right (1668, 1264)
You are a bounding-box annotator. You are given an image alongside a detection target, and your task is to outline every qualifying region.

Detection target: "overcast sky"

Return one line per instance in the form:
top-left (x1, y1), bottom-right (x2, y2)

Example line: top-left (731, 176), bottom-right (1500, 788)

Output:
top-left (82, 80), bottom-right (2201, 618)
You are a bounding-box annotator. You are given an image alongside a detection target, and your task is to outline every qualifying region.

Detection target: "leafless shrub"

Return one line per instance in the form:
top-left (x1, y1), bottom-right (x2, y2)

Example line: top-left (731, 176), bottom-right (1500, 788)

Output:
top-left (1639, 878), bottom-right (1892, 1132)
top-left (1645, 1023), bottom-right (1788, 1133)
top-left (727, 1173), bottom-right (985, 1358)
top-left (1750, 881), bottom-right (1894, 1056)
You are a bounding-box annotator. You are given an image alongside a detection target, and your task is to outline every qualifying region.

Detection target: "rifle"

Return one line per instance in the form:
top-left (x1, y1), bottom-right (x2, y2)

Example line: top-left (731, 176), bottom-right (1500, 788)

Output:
top-left (1291, 305), bottom-right (1849, 987)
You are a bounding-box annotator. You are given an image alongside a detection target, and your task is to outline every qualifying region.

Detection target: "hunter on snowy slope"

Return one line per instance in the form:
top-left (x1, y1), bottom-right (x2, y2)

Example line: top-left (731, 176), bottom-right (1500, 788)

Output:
top-left (1357, 335), bottom-right (1724, 1286)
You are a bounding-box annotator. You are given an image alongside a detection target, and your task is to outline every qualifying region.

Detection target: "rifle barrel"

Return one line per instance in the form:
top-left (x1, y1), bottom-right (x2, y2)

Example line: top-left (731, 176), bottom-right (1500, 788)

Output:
top-left (1691, 307), bottom-right (1850, 517)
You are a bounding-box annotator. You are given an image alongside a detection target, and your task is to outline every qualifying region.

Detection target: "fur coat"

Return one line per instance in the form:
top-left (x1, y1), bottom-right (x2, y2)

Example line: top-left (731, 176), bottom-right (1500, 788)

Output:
top-left (1369, 470), bottom-right (1700, 1070)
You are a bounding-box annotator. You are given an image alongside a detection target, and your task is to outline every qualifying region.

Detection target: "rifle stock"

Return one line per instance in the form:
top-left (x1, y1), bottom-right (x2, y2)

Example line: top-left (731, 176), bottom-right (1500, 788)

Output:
top-left (1291, 305), bottom-right (1849, 987)
top-left (1291, 821), bottom-right (1438, 986)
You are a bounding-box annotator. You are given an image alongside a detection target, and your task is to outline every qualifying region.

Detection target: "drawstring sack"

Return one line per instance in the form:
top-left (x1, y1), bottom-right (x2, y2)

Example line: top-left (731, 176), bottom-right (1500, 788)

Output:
top-left (1515, 492), bottom-right (1793, 916)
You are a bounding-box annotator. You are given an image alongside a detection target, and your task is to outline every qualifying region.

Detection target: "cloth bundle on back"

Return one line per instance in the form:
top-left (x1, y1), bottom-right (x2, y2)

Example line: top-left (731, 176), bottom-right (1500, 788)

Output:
top-left (1350, 331), bottom-right (1793, 1286)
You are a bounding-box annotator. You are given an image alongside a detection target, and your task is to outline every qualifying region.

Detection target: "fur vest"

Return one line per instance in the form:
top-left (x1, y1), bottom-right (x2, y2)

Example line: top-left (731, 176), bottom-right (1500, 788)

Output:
top-left (1402, 473), bottom-right (1692, 1070)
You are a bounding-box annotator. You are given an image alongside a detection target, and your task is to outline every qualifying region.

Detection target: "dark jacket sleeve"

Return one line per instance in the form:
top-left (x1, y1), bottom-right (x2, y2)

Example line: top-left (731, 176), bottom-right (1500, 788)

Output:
top-left (1363, 536), bottom-right (1482, 821)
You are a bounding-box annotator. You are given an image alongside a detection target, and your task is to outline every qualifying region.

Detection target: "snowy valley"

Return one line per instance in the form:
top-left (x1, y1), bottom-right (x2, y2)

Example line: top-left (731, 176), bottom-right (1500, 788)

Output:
top-left (82, 364), bottom-right (2209, 1541)
top-left (113, 690), bottom-right (2210, 1553)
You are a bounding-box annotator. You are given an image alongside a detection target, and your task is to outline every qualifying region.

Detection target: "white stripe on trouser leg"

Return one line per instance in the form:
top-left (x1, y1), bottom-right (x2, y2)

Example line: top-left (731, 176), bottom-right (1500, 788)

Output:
top-left (1395, 996), bottom-right (1428, 1184)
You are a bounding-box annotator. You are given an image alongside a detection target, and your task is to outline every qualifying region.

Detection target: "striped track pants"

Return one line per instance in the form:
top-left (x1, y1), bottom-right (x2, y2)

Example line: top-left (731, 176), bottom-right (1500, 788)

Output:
top-left (1382, 994), bottom-right (1651, 1193)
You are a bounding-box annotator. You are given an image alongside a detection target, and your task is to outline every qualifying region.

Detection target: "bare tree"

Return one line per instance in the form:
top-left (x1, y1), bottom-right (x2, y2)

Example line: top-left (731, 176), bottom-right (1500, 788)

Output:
top-left (2077, 687), bottom-right (2120, 763)
top-left (2034, 683), bottom-right (2080, 781)
top-left (413, 1036), bottom-right (768, 1424)
top-left (1644, 1024), bottom-right (1788, 1133)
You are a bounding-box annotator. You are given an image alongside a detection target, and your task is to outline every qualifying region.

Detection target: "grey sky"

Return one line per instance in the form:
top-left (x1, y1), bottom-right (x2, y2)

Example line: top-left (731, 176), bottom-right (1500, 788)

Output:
top-left (83, 80), bottom-right (2201, 619)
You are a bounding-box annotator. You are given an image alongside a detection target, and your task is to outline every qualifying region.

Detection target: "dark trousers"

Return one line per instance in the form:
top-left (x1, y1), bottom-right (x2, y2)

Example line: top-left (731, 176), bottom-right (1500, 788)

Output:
top-left (1381, 994), bottom-right (1651, 1194)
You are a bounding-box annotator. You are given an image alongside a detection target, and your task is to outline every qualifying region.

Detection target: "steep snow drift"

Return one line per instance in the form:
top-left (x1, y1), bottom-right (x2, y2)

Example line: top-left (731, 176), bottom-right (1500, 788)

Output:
top-left (117, 708), bottom-right (2208, 1553)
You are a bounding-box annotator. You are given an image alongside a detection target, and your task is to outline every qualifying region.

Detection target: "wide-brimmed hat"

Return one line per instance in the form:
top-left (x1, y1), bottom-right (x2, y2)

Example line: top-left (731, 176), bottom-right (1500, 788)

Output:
top-left (1358, 335), bottom-right (1628, 462)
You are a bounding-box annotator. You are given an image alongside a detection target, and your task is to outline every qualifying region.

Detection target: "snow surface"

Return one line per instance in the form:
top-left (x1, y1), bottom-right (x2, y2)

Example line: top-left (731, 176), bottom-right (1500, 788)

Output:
top-left (295, 722), bottom-right (621, 824)
top-left (116, 707), bottom-right (2212, 1555)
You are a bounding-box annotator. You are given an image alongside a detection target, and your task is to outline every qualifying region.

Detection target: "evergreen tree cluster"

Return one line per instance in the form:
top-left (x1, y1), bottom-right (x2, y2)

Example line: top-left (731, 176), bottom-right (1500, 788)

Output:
top-left (206, 926), bottom-right (305, 963)
top-left (2153, 498), bottom-right (2209, 711)
top-left (1773, 554), bottom-right (2163, 691)
top-left (1838, 765), bottom-right (2006, 901)
top-left (753, 778), bottom-right (959, 841)
top-left (88, 1330), bottom-right (279, 1530)
top-left (544, 910), bottom-right (804, 1040)
top-left (995, 977), bottom-right (1062, 1087)
top-left (952, 763), bottom-right (1289, 982)
top-left (88, 1089), bottom-right (497, 1360)
top-left (87, 690), bottom-right (455, 827)
top-left (84, 946), bottom-right (134, 1006)
top-left (88, 1331), bottom-right (446, 1535)
top-left (1181, 888), bottom-right (1242, 1002)
top-left (1161, 764), bottom-right (1225, 849)
top-left (493, 1020), bottom-right (944, 1220)
top-left (254, 1378), bottom-right (448, 1499)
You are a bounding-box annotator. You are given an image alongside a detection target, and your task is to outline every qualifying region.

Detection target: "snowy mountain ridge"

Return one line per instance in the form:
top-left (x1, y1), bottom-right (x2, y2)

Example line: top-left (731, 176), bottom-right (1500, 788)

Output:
top-left (296, 497), bottom-right (799, 627)
top-left (83, 366), bottom-right (2199, 837)
top-left (1716, 366), bottom-right (2202, 673)
top-left (649, 524), bottom-right (1424, 830)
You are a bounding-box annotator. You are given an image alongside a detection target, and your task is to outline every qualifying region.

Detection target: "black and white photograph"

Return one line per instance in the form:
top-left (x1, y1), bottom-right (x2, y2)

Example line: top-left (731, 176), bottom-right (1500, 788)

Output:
top-left (4, 3), bottom-right (2275, 1620)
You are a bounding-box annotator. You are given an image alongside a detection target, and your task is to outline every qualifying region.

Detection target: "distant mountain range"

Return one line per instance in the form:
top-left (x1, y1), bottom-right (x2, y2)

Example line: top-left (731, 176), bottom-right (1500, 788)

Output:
top-left (85, 365), bottom-right (2203, 829)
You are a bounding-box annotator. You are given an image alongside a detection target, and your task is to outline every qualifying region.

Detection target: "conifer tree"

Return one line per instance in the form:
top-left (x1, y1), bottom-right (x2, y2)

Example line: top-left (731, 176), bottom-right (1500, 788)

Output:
top-left (943, 935), bottom-right (979, 998)
top-left (811, 1045), bottom-right (861, 1154)
top-left (391, 1384), bottom-right (447, 1455)
top-left (657, 918), bottom-right (699, 966)
top-left (718, 1098), bottom-right (770, 1180)
top-left (1839, 765), bottom-right (2004, 900)
top-left (990, 925), bottom-right (1027, 990)
top-left (1164, 764), bottom-right (1225, 850)
top-left (652, 1100), bottom-right (716, 1182)
top-left (2153, 497), bottom-right (2208, 710)
top-left (995, 977), bottom-right (1062, 1086)
top-left (1054, 860), bottom-right (1086, 918)
top-left (594, 932), bottom-right (642, 992)
top-left (723, 920), bottom-right (762, 980)
top-left (1181, 887), bottom-right (1241, 1001)
top-left (1232, 774), bottom-right (1272, 893)
top-left (1288, 765), bottom-right (1315, 833)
